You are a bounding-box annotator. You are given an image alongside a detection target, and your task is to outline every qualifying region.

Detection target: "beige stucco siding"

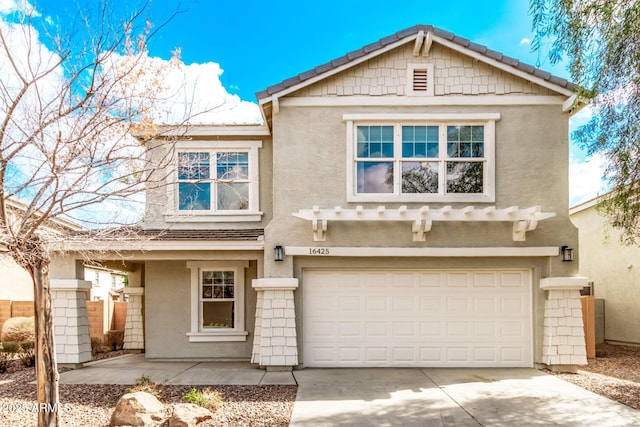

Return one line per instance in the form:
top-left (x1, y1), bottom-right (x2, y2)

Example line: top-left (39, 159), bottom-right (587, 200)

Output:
top-left (571, 206), bottom-right (640, 344)
top-left (265, 104), bottom-right (577, 259)
top-left (293, 43), bottom-right (555, 98)
top-left (144, 259), bottom-right (258, 359)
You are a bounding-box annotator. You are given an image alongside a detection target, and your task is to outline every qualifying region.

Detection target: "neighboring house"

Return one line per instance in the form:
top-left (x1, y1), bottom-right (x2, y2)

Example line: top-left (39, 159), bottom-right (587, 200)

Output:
top-left (84, 266), bottom-right (127, 301)
top-left (0, 199), bottom-right (83, 301)
top-left (570, 195), bottom-right (640, 345)
top-left (51, 25), bottom-right (587, 371)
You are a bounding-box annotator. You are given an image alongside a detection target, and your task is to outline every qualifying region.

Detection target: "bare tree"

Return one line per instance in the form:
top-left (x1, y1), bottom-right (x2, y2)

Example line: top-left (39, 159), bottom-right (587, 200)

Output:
top-left (0, 2), bottom-right (198, 425)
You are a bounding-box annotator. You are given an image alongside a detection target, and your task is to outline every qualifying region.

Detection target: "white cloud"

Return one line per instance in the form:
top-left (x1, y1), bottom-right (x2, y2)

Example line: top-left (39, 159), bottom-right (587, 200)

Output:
top-left (144, 57), bottom-right (262, 125)
top-left (519, 38), bottom-right (530, 45)
top-left (569, 152), bottom-right (608, 206)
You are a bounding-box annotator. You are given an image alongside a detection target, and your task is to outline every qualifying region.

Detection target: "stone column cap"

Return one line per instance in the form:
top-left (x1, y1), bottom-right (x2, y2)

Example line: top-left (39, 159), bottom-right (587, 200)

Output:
top-left (540, 276), bottom-right (589, 290)
top-left (50, 279), bottom-right (92, 291)
top-left (252, 278), bottom-right (299, 291)
top-left (123, 287), bottom-right (145, 296)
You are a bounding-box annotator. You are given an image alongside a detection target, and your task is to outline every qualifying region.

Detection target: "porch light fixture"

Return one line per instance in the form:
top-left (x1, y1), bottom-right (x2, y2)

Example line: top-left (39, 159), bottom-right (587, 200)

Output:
top-left (274, 245), bottom-right (284, 262)
top-left (561, 245), bottom-right (574, 262)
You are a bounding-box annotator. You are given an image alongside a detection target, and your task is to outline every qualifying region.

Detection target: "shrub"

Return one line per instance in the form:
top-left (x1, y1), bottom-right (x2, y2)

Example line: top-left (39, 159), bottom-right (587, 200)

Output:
top-left (1, 317), bottom-right (35, 342)
top-left (18, 341), bottom-right (35, 367)
top-left (91, 337), bottom-right (108, 355)
top-left (0, 342), bottom-right (19, 373)
top-left (1, 341), bottom-right (20, 353)
top-left (183, 387), bottom-right (222, 412)
top-left (107, 330), bottom-right (124, 351)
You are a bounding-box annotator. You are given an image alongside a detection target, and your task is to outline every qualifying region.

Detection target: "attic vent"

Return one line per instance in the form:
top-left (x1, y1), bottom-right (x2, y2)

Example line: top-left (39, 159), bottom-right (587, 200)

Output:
top-left (407, 63), bottom-right (434, 97)
top-left (413, 69), bottom-right (428, 91)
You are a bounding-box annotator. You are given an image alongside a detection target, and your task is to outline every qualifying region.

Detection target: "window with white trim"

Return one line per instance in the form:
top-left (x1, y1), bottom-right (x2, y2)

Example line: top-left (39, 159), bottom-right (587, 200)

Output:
top-left (186, 261), bottom-right (248, 342)
top-left (345, 114), bottom-right (497, 203)
top-left (167, 141), bottom-right (262, 222)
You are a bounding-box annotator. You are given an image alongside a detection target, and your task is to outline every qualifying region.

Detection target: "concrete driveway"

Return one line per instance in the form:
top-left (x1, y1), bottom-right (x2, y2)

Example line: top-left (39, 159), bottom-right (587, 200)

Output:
top-left (290, 368), bottom-right (640, 427)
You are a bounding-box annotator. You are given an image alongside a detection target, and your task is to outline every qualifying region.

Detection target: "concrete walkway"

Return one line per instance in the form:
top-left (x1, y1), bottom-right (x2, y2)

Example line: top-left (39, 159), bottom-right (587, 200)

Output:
top-left (59, 354), bottom-right (296, 386)
top-left (290, 368), bottom-right (640, 427)
top-left (61, 357), bottom-right (640, 426)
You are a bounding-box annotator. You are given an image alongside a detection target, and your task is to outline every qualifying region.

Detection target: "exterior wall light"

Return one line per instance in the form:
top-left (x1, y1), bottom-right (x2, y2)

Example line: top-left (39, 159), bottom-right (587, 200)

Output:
top-left (561, 246), bottom-right (574, 262)
top-left (274, 245), bottom-right (284, 262)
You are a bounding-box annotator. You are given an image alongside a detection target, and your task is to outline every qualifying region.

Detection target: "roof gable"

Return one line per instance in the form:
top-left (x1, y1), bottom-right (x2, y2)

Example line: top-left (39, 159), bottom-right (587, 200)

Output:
top-left (292, 42), bottom-right (558, 98)
top-left (256, 25), bottom-right (575, 102)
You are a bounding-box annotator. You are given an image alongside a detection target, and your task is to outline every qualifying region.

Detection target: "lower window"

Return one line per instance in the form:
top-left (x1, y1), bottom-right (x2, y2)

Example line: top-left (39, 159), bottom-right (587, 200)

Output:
top-left (186, 261), bottom-right (248, 342)
top-left (201, 270), bottom-right (235, 329)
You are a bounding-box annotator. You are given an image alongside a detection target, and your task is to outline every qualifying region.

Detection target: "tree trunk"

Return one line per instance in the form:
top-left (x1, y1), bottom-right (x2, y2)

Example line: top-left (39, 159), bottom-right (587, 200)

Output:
top-left (30, 259), bottom-right (60, 427)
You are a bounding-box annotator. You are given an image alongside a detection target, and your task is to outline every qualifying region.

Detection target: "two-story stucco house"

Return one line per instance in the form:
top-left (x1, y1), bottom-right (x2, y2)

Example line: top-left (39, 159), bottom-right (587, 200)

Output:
top-left (51, 25), bottom-right (588, 371)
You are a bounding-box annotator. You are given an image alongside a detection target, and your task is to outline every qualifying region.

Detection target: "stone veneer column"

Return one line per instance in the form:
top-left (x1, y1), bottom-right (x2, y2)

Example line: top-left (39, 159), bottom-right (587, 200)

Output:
top-left (540, 277), bottom-right (589, 372)
top-left (251, 278), bottom-right (298, 370)
top-left (51, 279), bottom-right (92, 368)
top-left (123, 287), bottom-right (144, 351)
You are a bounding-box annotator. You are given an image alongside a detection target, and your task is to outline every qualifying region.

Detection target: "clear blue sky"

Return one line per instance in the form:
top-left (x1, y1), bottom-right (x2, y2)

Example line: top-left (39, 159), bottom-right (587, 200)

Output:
top-left (32, 0), bottom-right (605, 204)
top-left (142, 0), bottom-right (566, 101)
top-left (35, 0), bottom-right (568, 101)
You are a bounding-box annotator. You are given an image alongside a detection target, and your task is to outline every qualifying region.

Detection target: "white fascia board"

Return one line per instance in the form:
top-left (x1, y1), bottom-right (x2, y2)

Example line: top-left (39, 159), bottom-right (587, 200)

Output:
top-left (176, 140), bottom-right (263, 149)
top-left (158, 125), bottom-right (270, 137)
top-left (432, 36), bottom-right (575, 98)
top-left (280, 95), bottom-right (566, 107)
top-left (285, 246), bottom-right (560, 257)
top-left (258, 37), bottom-right (416, 104)
top-left (53, 240), bottom-right (264, 252)
top-left (343, 113), bottom-right (501, 122)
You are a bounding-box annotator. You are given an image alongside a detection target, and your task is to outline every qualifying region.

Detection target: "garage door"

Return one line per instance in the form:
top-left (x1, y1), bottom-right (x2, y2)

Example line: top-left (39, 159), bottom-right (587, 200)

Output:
top-left (303, 269), bottom-right (532, 367)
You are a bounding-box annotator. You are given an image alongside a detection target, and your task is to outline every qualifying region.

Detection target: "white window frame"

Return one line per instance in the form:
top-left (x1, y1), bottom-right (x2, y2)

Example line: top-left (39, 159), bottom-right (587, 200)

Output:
top-left (186, 261), bottom-right (249, 342)
top-left (344, 113), bottom-right (498, 203)
top-left (407, 63), bottom-right (435, 97)
top-left (165, 140), bottom-right (262, 222)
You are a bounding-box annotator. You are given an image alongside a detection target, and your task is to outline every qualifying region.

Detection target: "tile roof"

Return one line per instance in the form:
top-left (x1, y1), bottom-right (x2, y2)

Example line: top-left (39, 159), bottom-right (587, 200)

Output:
top-left (256, 24), bottom-right (575, 100)
top-left (67, 228), bottom-right (264, 241)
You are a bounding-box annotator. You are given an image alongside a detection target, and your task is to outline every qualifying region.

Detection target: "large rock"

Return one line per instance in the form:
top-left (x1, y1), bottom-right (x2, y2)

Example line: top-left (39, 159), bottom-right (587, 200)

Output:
top-left (1, 316), bottom-right (35, 342)
top-left (169, 403), bottom-right (214, 427)
top-left (110, 391), bottom-right (166, 426)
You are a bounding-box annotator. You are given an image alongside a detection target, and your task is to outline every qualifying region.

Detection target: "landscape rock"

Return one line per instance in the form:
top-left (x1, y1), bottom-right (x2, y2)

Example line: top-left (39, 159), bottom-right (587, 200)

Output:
top-left (169, 403), bottom-right (214, 427)
top-left (110, 391), bottom-right (166, 426)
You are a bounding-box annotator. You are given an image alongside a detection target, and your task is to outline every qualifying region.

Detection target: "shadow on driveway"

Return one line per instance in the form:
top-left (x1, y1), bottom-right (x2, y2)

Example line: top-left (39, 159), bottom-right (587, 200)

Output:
top-left (290, 368), bottom-right (640, 426)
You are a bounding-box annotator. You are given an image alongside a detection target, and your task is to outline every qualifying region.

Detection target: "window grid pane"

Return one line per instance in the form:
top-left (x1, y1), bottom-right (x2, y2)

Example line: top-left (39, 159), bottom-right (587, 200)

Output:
top-left (446, 125), bottom-right (484, 158)
top-left (446, 161), bottom-right (484, 193)
top-left (357, 161), bottom-right (394, 193)
top-left (356, 126), bottom-right (394, 158)
top-left (401, 125), bottom-right (439, 158)
top-left (401, 161), bottom-right (439, 193)
top-left (178, 182), bottom-right (211, 210)
top-left (216, 152), bottom-right (249, 180)
top-left (178, 152), bottom-right (210, 180)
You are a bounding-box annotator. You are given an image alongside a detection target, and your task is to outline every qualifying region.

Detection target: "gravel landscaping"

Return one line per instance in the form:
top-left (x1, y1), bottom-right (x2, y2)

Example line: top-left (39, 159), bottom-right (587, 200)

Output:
top-left (2, 344), bottom-right (639, 425)
top-left (0, 356), bottom-right (296, 426)
top-left (546, 343), bottom-right (640, 411)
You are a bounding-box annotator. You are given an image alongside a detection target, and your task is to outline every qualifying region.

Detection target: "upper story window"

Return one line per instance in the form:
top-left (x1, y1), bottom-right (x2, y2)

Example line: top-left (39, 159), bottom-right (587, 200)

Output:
top-left (345, 113), bottom-right (498, 203)
top-left (166, 140), bottom-right (262, 222)
top-left (178, 151), bottom-right (250, 211)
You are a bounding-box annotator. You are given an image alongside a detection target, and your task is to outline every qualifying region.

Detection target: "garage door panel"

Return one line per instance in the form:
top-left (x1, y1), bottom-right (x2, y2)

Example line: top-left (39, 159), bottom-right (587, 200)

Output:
top-left (303, 269), bottom-right (532, 367)
top-left (418, 272), bottom-right (443, 287)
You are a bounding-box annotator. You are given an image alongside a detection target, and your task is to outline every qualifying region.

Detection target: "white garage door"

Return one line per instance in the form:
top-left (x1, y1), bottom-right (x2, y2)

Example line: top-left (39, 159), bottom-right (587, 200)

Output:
top-left (303, 269), bottom-right (532, 367)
